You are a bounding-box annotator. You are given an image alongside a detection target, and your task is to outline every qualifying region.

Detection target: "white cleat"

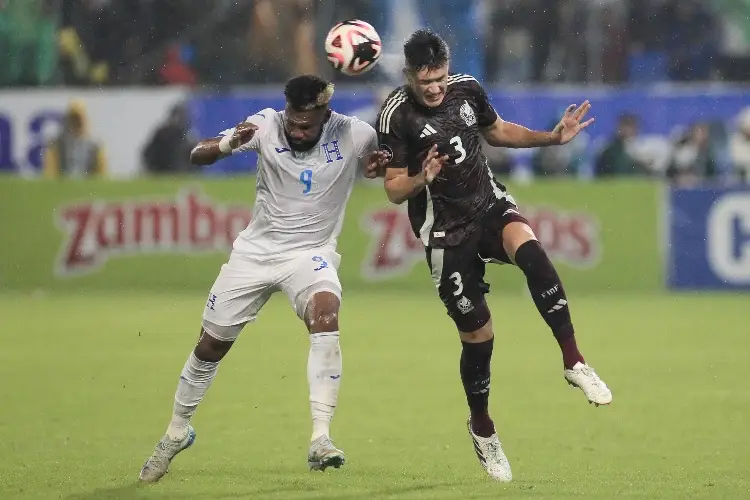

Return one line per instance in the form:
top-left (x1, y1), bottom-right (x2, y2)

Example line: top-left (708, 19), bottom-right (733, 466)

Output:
top-left (308, 435), bottom-right (345, 471)
top-left (467, 420), bottom-right (513, 482)
top-left (564, 362), bottom-right (613, 406)
top-left (139, 426), bottom-right (196, 483)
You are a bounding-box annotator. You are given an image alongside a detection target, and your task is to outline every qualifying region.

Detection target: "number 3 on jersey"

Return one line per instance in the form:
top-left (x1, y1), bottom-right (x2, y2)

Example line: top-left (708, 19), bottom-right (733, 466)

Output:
top-left (300, 169), bottom-right (313, 194)
top-left (450, 136), bottom-right (466, 164)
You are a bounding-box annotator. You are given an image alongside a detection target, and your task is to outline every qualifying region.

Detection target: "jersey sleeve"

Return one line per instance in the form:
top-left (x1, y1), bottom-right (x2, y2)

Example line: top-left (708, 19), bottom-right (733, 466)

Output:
top-left (218, 108), bottom-right (274, 153)
top-left (469, 81), bottom-right (499, 128)
top-left (377, 104), bottom-right (409, 169)
top-left (351, 118), bottom-right (378, 159)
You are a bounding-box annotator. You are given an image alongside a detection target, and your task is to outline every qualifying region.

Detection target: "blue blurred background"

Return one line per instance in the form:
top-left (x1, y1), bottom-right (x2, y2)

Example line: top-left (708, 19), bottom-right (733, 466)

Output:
top-left (2, 0), bottom-right (750, 186)
top-left (1, 0), bottom-right (749, 293)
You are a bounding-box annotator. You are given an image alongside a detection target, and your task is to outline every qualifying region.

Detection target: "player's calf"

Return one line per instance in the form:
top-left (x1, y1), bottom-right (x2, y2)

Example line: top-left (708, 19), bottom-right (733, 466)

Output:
top-left (508, 236), bottom-right (585, 369)
top-left (166, 326), bottom-right (233, 440)
top-left (505, 234), bottom-right (613, 405)
top-left (140, 322), bottom-right (238, 483)
top-left (304, 291), bottom-right (343, 447)
top-left (460, 325), bottom-right (495, 438)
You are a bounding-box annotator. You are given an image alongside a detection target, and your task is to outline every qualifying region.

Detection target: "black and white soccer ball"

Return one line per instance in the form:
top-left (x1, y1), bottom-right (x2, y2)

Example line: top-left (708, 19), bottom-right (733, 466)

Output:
top-left (325, 20), bottom-right (382, 76)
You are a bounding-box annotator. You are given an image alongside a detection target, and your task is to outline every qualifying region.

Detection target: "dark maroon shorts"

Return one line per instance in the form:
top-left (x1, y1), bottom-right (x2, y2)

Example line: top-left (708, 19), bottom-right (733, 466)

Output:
top-left (425, 199), bottom-right (530, 332)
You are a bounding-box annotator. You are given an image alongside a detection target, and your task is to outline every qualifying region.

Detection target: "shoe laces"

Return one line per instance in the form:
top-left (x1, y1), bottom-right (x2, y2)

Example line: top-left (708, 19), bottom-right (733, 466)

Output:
top-left (485, 439), bottom-right (501, 460)
top-left (153, 436), bottom-right (182, 458)
top-left (580, 365), bottom-right (608, 390)
top-left (578, 364), bottom-right (597, 377)
top-left (312, 436), bottom-right (335, 452)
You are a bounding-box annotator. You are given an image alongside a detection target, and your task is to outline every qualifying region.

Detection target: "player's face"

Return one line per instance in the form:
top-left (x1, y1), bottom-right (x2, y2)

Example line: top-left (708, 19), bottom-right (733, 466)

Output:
top-left (407, 64), bottom-right (449, 108)
top-left (284, 107), bottom-right (329, 151)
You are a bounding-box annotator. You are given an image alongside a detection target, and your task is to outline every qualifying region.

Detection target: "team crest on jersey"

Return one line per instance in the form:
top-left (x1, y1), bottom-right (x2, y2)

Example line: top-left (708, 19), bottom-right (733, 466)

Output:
top-left (380, 144), bottom-right (394, 160)
top-left (460, 100), bottom-right (477, 127)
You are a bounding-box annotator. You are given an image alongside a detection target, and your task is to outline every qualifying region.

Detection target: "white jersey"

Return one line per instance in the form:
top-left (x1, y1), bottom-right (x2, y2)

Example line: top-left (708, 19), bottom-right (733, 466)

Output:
top-left (219, 109), bottom-right (377, 260)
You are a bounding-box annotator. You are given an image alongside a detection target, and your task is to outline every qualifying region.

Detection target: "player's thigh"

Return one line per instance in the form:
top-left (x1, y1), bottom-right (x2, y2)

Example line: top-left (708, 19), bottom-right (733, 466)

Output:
top-left (426, 238), bottom-right (491, 333)
top-left (478, 199), bottom-right (533, 265)
top-left (202, 252), bottom-right (278, 341)
top-left (282, 248), bottom-right (343, 320)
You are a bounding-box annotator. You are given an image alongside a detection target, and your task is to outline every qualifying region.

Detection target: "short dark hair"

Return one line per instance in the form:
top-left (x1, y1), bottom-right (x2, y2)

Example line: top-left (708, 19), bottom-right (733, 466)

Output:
top-left (404, 29), bottom-right (449, 71)
top-left (284, 74), bottom-right (335, 111)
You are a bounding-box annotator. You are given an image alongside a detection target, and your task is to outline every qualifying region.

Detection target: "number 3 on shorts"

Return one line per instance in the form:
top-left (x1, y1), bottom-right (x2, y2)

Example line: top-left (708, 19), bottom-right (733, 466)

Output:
top-left (312, 255), bottom-right (328, 271)
top-left (449, 272), bottom-right (463, 296)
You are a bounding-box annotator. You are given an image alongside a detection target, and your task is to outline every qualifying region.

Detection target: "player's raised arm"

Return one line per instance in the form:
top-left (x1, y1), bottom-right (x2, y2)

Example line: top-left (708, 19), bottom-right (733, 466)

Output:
top-left (384, 145), bottom-right (448, 204)
top-left (481, 101), bottom-right (594, 149)
top-left (190, 109), bottom-right (273, 166)
top-left (378, 97), bottom-right (445, 204)
top-left (189, 122), bottom-right (258, 166)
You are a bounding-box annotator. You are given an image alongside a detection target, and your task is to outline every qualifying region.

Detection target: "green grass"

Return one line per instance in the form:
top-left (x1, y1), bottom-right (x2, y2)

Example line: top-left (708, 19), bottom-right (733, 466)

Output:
top-left (1, 291), bottom-right (748, 499)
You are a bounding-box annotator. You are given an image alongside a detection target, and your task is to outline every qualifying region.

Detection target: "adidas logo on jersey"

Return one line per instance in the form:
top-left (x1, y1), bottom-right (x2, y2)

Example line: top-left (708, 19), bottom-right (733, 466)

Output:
top-left (420, 123), bottom-right (437, 138)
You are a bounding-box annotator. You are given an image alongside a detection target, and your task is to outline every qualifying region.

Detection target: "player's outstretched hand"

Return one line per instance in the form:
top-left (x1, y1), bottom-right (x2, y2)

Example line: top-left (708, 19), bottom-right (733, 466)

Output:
top-left (364, 149), bottom-right (390, 178)
top-left (552, 101), bottom-right (595, 145)
top-left (229, 122), bottom-right (258, 149)
top-left (422, 144), bottom-right (449, 184)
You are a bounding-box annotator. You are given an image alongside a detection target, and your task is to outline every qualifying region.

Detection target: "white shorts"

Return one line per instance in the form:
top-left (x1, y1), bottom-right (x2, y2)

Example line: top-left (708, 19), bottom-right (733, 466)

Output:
top-left (202, 247), bottom-right (342, 338)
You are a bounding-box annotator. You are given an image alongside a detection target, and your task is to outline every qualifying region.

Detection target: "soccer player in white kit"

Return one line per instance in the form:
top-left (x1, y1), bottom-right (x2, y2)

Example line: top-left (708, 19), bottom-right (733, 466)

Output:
top-left (139, 75), bottom-right (388, 482)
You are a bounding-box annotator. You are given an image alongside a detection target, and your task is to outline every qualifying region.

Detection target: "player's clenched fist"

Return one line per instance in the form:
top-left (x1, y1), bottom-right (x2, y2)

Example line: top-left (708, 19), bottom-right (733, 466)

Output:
top-left (229, 122), bottom-right (258, 149)
top-left (422, 144), bottom-right (449, 184)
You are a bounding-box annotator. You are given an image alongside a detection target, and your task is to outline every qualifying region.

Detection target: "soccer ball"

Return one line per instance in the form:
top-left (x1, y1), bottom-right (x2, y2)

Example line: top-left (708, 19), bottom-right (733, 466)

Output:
top-left (325, 20), bottom-right (382, 76)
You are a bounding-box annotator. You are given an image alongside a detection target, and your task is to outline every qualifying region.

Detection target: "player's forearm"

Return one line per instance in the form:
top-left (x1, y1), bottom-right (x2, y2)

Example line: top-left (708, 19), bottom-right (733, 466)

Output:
top-left (384, 171), bottom-right (428, 204)
top-left (484, 121), bottom-right (559, 148)
top-left (190, 138), bottom-right (231, 166)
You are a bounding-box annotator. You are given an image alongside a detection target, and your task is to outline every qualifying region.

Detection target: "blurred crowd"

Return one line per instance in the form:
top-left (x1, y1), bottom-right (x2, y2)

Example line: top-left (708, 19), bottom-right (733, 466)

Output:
top-left (3, 0), bottom-right (750, 184)
top-left (2, 0), bottom-right (750, 86)
top-left (477, 111), bottom-right (750, 186)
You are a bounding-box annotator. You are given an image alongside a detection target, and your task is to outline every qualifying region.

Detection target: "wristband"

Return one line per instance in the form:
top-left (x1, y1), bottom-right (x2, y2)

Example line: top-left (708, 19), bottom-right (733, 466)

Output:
top-left (218, 134), bottom-right (233, 154)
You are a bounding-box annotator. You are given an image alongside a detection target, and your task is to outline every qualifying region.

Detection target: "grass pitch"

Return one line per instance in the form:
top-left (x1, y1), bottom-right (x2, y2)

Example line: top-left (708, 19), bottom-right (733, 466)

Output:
top-left (1, 291), bottom-right (748, 499)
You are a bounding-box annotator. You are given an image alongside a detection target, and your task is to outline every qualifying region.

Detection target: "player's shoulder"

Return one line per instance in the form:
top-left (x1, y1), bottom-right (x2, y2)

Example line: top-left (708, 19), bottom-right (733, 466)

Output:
top-left (329, 112), bottom-right (376, 152)
top-left (447, 73), bottom-right (484, 93)
top-left (447, 73), bottom-right (479, 85)
top-left (377, 86), bottom-right (410, 134)
top-left (328, 111), bottom-right (373, 134)
top-left (245, 108), bottom-right (281, 128)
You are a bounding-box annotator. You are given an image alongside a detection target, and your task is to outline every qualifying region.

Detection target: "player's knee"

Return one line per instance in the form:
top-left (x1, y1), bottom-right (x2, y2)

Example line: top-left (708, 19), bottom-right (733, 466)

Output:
top-left (195, 327), bottom-right (233, 362)
top-left (308, 309), bottom-right (339, 333)
top-left (502, 222), bottom-right (537, 260)
top-left (460, 327), bottom-right (494, 343)
top-left (459, 316), bottom-right (495, 344)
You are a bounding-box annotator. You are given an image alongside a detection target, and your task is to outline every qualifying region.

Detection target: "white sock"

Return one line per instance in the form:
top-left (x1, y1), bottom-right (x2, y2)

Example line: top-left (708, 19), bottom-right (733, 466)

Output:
top-left (166, 351), bottom-right (219, 440)
top-left (307, 331), bottom-right (342, 441)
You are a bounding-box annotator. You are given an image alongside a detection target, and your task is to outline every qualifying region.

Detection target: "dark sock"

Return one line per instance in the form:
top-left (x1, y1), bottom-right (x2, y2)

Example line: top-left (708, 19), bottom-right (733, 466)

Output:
top-left (460, 338), bottom-right (495, 437)
top-left (514, 240), bottom-right (585, 369)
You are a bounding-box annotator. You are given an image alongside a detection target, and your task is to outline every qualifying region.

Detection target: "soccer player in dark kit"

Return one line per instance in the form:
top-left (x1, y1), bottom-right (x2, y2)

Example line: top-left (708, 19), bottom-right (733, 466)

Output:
top-left (377, 30), bottom-right (612, 482)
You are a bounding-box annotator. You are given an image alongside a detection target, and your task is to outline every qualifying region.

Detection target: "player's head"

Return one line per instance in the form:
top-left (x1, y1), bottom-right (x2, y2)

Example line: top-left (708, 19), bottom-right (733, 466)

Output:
top-left (283, 74), bottom-right (334, 151)
top-left (403, 29), bottom-right (450, 108)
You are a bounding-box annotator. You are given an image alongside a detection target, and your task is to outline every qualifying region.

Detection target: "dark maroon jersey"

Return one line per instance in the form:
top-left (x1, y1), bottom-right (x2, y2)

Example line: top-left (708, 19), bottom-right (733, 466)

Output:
top-left (378, 74), bottom-right (513, 248)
